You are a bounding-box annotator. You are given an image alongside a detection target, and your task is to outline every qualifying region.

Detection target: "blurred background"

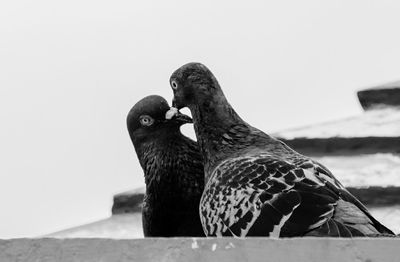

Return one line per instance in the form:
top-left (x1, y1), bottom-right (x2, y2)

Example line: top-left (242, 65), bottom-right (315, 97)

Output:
top-left (1, 0), bottom-right (400, 238)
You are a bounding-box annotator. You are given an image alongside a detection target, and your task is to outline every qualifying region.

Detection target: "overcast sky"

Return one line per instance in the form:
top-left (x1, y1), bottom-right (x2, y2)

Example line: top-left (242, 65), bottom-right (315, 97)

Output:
top-left (1, 0), bottom-right (400, 238)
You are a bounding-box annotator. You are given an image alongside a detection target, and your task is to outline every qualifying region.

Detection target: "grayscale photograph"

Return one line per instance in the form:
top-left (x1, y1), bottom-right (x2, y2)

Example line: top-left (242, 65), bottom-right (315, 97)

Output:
top-left (0, 1), bottom-right (399, 261)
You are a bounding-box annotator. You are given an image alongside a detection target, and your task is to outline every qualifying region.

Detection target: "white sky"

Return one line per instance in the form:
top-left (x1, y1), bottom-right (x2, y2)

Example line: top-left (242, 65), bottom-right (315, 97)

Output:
top-left (1, 0), bottom-right (400, 238)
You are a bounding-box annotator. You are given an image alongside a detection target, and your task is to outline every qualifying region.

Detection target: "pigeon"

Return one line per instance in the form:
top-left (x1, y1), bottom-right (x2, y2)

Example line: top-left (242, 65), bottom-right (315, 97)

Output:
top-left (127, 95), bottom-right (205, 237)
top-left (166, 62), bottom-right (395, 237)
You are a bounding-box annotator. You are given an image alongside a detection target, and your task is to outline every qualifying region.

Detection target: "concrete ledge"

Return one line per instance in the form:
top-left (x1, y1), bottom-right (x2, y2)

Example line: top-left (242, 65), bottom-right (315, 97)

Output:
top-left (357, 87), bottom-right (400, 110)
top-left (348, 186), bottom-right (400, 206)
top-left (0, 238), bottom-right (398, 262)
top-left (112, 189), bottom-right (144, 215)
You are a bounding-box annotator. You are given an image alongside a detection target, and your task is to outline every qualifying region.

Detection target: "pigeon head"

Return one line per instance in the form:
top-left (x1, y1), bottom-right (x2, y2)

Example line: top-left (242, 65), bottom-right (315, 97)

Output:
top-left (127, 95), bottom-right (192, 145)
top-left (169, 62), bottom-right (223, 109)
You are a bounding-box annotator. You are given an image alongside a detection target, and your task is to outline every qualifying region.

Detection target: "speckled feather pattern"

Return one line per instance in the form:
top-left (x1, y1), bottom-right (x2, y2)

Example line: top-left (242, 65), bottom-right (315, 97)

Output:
top-left (199, 152), bottom-right (393, 237)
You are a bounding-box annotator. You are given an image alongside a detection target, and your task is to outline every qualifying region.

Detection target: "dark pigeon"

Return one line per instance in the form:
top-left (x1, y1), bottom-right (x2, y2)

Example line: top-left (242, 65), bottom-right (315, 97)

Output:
top-left (167, 63), bottom-right (395, 237)
top-left (127, 95), bottom-right (205, 237)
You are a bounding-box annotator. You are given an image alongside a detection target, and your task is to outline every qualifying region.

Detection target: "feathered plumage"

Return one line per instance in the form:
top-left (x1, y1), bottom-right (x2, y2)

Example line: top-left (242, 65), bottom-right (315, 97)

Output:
top-left (127, 95), bottom-right (205, 237)
top-left (168, 63), bottom-right (394, 237)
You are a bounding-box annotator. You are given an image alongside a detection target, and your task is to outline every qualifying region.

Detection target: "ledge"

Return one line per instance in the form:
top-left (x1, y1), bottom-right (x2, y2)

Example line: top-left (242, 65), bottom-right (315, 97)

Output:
top-left (112, 189), bottom-right (144, 215)
top-left (357, 86), bottom-right (400, 110)
top-left (280, 137), bottom-right (400, 155)
top-left (0, 238), bottom-right (398, 262)
top-left (348, 186), bottom-right (400, 206)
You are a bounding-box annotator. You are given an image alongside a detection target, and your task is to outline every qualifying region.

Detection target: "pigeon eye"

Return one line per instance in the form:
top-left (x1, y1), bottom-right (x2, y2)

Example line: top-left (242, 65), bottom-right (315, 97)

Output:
top-left (139, 115), bottom-right (154, 126)
top-left (171, 80), bottom-right (178, 90)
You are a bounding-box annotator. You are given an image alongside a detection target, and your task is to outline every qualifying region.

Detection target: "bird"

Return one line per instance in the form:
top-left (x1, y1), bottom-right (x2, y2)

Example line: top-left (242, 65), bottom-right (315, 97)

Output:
top-left (166, 62), bottom-right (395, 237)
top-left (127, 95), bottom-right (205, 237)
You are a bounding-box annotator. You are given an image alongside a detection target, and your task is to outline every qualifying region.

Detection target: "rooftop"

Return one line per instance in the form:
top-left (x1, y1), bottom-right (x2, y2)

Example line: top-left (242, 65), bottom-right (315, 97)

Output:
top-left (274, 108), bottom-right (400, 139)
top-left (275, 81), bottom-right (400, 155)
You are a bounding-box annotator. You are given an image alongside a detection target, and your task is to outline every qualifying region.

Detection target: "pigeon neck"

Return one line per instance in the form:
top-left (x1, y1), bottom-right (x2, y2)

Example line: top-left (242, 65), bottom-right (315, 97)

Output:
top-left (136, 132), bottom-right (180, 184)
top-left (134, 130), bottom-right (180, 167)
top-left (190, 97), bottom-right (250, 176)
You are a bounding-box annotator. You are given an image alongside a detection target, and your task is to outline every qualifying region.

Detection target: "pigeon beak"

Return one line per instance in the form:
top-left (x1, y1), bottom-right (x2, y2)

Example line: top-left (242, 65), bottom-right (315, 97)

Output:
top-left (173, 111), bottom-right (193, 124)
top-left (165, 107), bottom-right (178, 120)
top-left (165, 107), bottom-right (193, 124)
top-left (172, 97), bottom-right (178, 108)
top-left (171, 96), bottom-right (185, 110)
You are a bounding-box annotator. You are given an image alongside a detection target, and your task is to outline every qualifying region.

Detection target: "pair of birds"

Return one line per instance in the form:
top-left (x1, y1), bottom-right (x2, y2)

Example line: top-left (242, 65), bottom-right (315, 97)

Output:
top-left (127, 63), bottom-right (394, 237)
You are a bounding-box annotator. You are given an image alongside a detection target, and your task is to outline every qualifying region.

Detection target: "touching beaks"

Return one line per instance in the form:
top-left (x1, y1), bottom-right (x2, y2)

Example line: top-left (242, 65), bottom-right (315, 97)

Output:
top-left (165, 107), bottom-right (193, 124)
top-left (173, 111), bottom-right (193, 124)
top-left (165, 107), bottom-right (178, 120)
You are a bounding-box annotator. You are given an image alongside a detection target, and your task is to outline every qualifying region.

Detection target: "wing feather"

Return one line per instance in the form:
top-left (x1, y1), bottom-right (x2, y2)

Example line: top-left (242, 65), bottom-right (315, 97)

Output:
top-left (200, 154), bottom-right (394, 237)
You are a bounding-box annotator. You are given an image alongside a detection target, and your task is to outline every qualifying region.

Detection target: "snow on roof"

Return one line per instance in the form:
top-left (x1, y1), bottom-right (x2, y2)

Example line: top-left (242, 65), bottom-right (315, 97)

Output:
top-left (369, 206), bottom-right (400, 234)
top-left (274, 108), bottom-right (400, 139)
top-left (313, 153), bottom-right (400, 188)
top-left (45, 214), bottom-right (143, 239)
top-left (365, 80), bottom-right (400, 90)
top-left (115, 187), bottom-right (145, 196)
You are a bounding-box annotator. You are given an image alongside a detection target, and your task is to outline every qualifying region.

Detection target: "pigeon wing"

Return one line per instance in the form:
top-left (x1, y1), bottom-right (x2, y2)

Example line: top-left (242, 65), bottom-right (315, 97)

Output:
top-left (201, 155), bottom-right (391, 237)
